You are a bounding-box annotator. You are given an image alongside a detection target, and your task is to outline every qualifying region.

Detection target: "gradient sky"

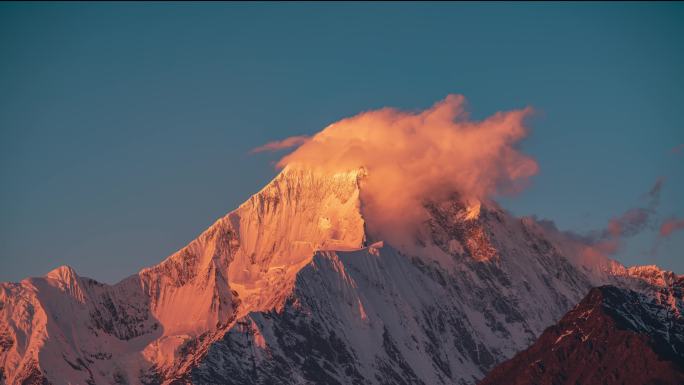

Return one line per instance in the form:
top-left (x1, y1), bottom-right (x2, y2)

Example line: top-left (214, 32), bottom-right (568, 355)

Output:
top-left (1, 2), bottom-right (683, 283)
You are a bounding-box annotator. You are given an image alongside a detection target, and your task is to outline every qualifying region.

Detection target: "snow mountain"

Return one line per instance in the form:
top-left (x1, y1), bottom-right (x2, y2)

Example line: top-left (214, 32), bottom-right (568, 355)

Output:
top-left (1, 166), bottom-right (680, 385)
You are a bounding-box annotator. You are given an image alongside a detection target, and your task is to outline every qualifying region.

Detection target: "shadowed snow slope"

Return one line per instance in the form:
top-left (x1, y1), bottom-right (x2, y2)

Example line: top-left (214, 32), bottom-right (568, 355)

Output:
top-left (0, 166), bottom-right (680, 385)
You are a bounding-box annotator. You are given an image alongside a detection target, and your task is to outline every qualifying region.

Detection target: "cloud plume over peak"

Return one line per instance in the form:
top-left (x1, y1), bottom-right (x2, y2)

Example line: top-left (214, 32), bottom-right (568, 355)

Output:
top-left (271, 94), bottom-right (538, 247)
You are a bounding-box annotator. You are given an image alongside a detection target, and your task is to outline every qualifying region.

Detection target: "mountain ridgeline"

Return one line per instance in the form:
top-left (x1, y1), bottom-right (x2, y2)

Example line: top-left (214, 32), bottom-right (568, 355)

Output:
top-left (1, 166), bottom-right (681, 385)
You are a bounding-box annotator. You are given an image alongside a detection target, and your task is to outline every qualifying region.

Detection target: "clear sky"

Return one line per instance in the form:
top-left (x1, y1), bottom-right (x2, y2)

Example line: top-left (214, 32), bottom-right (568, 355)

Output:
top-left (1, 2), bottom-right (682, 283)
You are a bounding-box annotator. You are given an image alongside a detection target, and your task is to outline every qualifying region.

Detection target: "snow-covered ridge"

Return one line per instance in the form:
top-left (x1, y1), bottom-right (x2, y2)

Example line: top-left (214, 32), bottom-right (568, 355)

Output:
top-left (1, 166), bottom-right (680, 385)
top-left (1, 166), bottom-right (367, 385)
top-left (626, 265), bottom-right (683, 287)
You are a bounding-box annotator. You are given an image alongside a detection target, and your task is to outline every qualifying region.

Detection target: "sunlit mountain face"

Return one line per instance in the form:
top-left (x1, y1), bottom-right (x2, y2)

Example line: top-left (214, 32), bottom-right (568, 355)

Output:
top-left (1, 96), bottom-right (681, 385)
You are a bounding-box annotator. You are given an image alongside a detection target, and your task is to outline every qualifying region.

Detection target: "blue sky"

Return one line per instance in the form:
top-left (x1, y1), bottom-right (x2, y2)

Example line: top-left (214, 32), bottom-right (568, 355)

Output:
top-left (1, 2), bottom-right (682, 283)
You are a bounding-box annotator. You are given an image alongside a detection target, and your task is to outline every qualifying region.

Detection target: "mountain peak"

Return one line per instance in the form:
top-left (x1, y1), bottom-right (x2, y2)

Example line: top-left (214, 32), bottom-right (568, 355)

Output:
top-left (2, 165), bottom-right (680, 385)
top-left (479, 284), bottom-right (684, 385)
top-left (131, 165), bottom-right (368, 340)
top-left (43, 265), bottom-right (82, 291)
top-left (45, 265), bottom-right (78, 281)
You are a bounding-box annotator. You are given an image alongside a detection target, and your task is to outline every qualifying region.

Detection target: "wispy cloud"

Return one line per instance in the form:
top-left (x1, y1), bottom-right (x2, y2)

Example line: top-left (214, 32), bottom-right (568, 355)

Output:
top-left (660, 218), bottom-right (684, 238)
top-left (648, 176), bottom-right (665, 201)
top-left (607, 208), bottom-right (651, 238)
top-left (250, 135), bottom-right (310, 153)
top-left (540, 177), bottom-right (666, 261)
top-left (671, 143), bottom-right (684, 155)
top-left (600, 177), bottom-right (665, 240)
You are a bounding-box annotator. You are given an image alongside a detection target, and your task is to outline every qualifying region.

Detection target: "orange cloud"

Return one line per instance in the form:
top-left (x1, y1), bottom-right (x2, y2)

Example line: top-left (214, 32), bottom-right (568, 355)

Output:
top-left (660, 218), bottom-right (684, 237)
top-left (579, 238), bottom-right (620, 261)
top-left (607, 208), bottom-right (650, 238)
top-left (275, 94), bottom-right (538, 248)
top-left (251, 135), bottom-right (310, 153)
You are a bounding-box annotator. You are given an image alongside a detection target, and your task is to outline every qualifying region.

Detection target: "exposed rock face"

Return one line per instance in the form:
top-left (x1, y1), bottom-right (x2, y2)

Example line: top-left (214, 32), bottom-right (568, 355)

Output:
top-left (478, 285), bottom-right (684, 385)
top-left (0, 166), bottom-right (680, 385)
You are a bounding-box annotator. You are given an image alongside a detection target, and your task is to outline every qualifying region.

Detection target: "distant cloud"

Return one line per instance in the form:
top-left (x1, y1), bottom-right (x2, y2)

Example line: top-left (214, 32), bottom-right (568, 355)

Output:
top-left (648, 176), bottom-right (665, 202)
top-left (660, 218), bottom-right (684, 238)
top-left (672, 144), bottom-right (684, 155)
top-left (601, 177), bottom-right (663, 242)
top-left (545, 177), bottom-right (665, 260)
top-left (250, 135), bottom-right (310, 153)
top-left (607, 208), bottom-right (651, 238)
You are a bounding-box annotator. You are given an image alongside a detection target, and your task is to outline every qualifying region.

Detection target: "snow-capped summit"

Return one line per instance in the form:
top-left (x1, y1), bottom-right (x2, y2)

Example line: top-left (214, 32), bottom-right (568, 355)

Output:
top-left (1, 166), bottom-right (680, 385)
top-left (626, 264), bottom-right (683, 287)
top-left (45, 265), bottom-right (78, 282)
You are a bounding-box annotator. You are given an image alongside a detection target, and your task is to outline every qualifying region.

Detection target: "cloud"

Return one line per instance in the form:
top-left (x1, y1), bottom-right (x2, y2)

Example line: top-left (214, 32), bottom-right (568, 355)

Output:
top-left (579, 238), bottom-right (621, 261)
top-left (250, 135), bottom-right (310, 153)
top-left (607, 177), bottom-right (663, 237)
top-left (606, 208), bottom-right (651, 238)
top-left (648, 176), bottom-right (665, 202)
top-left (671, 144), bottom-right (684, 155)
top-left (541, 177), bottom-right (665, 261)
top-left (275, 94), bottom-right (538, 248)
top-left (660, 218), bottom-right (684, 238)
